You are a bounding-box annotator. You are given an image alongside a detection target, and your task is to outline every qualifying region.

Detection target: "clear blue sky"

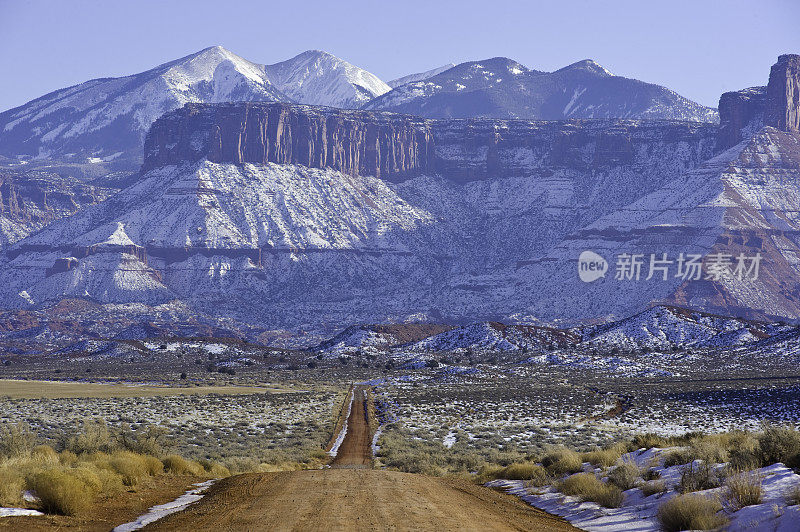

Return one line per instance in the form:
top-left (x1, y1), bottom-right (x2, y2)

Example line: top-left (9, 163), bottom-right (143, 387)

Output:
top-left (1, 0), bottom-right (798, 111)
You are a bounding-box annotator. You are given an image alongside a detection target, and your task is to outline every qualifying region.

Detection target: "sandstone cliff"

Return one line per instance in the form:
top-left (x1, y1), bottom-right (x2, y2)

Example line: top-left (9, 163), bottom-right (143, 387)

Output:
top-left (143, 103), bottom-right (434, 179)
top-left (144, 102), bottom-right (717, 183)
top-left (718, 54), bottom-right (800, 148)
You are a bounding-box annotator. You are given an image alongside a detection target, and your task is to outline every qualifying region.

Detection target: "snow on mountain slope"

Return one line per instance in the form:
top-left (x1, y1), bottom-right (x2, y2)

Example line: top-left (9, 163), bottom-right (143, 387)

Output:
top-left (405, 322), bottom-right (578, 352)
top-left (0, 46), bottom-right (286, 164)
top-left (388, 64), bottom-right (456, 88)
top-left (581, 305), bottom-right (783, 350)
top-left (517, 127), bottom-right (800, 323)
top-left (266, 50), bottom-right (390, 108)
top-left (366, 57), bottom-right (718, 122)
top-left (2, 161), bottom-right (437, 313)
top-left (314, 323), bottom-right (453, 356)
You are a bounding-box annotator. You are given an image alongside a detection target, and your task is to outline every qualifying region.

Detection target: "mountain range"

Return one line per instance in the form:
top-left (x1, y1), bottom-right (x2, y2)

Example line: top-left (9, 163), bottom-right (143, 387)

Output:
top-left (0, 48), bottom-right (797, 348)
top-left (0, 46), bottom-right (717, 168)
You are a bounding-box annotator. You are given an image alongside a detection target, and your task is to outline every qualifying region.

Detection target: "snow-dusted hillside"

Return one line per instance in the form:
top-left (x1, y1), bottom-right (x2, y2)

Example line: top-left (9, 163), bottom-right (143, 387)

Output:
top-left (388, 64), bottom-right (456, 88)
top-left (367, 57), bottom-right (719, 122)
top-left (266, 50), bottom-right (390, 108)
top-left (0, 47), bottom-right (392, 166)
top-left (0, 46), bottom-right (286, 164)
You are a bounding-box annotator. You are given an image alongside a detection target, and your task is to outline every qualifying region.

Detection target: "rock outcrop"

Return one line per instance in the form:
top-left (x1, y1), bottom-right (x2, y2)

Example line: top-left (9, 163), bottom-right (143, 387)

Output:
top-left (766, 54), bottom-right (800, 133)
top-left (144, 102), bottom-right (717, 183)
top-left (143, 103), bottom-right (435, 179)
top-left (719, 54), bottom-right (800, 148)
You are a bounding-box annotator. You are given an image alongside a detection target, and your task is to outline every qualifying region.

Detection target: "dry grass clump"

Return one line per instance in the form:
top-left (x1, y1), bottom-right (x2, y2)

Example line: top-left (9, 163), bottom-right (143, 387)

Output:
top-left (582, 443), bottom-right (627, 468)
top-left (0, 421), bottom-right (225, 516)
top-left (678, 461), bottom-right (726, 493)
top-left (657, 493), bottom-right (727, 532)
top-left (0, 467), bottom-right (25, 506)
top-left (607, 458), bottom-right (641, 491)
top-left (28, 469), bottom-right (94, 516)
top-left (109, 451), bottom-right (151, 486)
top-left (541, 448), bottom-right (583, 476)
top-left (557, 472), bottom-right (623, 508)
top-left (641, 479), bottom-right (667, 497)
top-left (495, 462), bottom-right (545, 481)
top-left (0, 423), bottom-right (35, 458)
top-left (162, 454), bottom-right (204, 476)
top-left (758, 424), bottom-right (800, 470)
top-left (724, 471), bottom-right (764, 511)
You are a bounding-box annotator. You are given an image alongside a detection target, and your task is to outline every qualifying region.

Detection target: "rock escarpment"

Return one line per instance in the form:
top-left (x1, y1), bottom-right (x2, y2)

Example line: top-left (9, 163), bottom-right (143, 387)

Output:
top-left (143, 103), bottom-right (435, 179)
top-left (719, 54), bottom-right (800, 148)
top-left (144, 102), bottom-right (717, 183)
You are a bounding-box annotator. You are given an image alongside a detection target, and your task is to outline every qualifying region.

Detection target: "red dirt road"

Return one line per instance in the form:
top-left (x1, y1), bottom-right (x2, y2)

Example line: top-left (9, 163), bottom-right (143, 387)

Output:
top-left (331, 386), bottom-right (372, 468)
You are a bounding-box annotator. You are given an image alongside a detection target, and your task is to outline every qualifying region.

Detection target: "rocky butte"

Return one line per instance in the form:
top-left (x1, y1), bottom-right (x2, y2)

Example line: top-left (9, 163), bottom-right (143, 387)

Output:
top-left (143, 102), bottom-right (717, 183)
top-left (718, 54), bottom-right (800, 148)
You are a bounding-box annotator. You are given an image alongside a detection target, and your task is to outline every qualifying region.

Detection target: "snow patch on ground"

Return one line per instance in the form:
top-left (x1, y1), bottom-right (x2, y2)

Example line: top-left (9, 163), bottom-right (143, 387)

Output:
top-left (0, 508), bottom-right (43, 518)
top-left (112, 480), bottom-right (215, 532)
top-left (328, 391), bottom-right (354, 457)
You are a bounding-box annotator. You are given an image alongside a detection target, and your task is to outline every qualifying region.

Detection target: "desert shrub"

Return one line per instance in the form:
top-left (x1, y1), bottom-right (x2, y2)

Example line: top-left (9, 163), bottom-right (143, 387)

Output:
top-left (725, 431), bottom-right (761, 471)
top-left (643, 468), bottom-right (662, 481)
top-left (657, 493), bottom-right (727, 532)
top-left (476, 464), bottom-right (505, 483)
top-left (29, 469), bottom-right (93, 516)
top-left (608, 458), bottom-right (641, 491)
top-left (497, 462), bottom-right (544, 480)
top-left (0, 468), bottom-right (24, 506)
top-left (143, 454), bottom-right (164, 476)
top-left (65, 420), bottom-right (115, 455)
top-left (663, 449), bottom-right (692, 467)
top-left (665, 440), bottom-right (728, 470)
top-left (196, 458), bottom-right (230, 478)
top-left (109, 451), bottom-right (148, 486)
top-left (162, 454), bottom-right (203, 476)
top-left (59, 450), bottom-right (78, 466)
top-left (115, 424), bottom-right (170, 456)
top-left (629, 433), bottom-right (670, 450)
top-left (541, 448), bottom-right (583, 476)
top-left (30, 445), bottom-right (59, 465)
top-left (557, 473), bottom-right (623, 508)
top-left (641, 479), bottom-right (667, 497)
top-left (758, 424), bottom-right (800, 469)
top-left (678, 461), bottom-right (725, 493)
top-left (583, 443), bottom-right (626, 467)
top-left (0, 423), bottom-right (35, 458)
top-left (724, 471), bottom-right (764, 511)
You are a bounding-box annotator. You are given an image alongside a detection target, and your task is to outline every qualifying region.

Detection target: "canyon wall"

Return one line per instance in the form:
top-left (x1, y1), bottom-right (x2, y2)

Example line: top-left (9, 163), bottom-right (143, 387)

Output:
top-left (143, 102), bottom-right (717, 182)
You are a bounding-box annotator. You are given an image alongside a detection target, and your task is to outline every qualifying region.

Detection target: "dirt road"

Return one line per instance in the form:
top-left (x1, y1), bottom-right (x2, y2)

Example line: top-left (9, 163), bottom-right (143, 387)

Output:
top-left (331, 386), bottom-right (372, 468)
top-left (146, 470), bottom-right (576, 531)
top-left (145, 386), bottom-right (578, 531)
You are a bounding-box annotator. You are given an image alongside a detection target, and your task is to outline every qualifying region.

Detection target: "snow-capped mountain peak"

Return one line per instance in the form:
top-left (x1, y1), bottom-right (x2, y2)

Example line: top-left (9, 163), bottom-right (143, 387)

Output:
top-left (388, 64), bottom-right (457, 88)
top-left (555, 59), bottom-right (614, 77)
top-left (0, 45), bottom-right (286, 164)
top-left (265, 50), bottom-right (390, 108)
